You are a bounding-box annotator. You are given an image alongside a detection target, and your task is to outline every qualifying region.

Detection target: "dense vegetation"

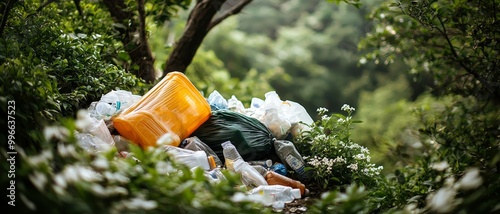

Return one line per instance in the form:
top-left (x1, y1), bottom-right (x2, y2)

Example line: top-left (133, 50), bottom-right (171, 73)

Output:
top-left (1, 0), bottom-right (498, 213)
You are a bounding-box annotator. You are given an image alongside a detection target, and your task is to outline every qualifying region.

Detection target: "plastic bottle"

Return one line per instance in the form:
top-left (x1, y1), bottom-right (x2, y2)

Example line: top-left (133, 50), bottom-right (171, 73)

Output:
top-left (273, 140), bottom-right (309, 181)
top-left (247, 184), bottom-right (301, 209)
top-left (163, 145), bottom-right (216, 170)
top-left (221, 141), bottom-right (243, 171)
top-left (113, 135), bottom-right (132, 153)
top-left (248, 159), bottom-right (273, 168)
top-left (265, 171), bottom-right (308, 196)
top-left (182, 136), bottom-right (223, 167)
top-left (205, 167), bottom-right (227, 183)
top-left (252, 165), bottom-right (268, 176)
top-left (234, 159), bottom-right (268, 188)
top-left (95, 102), bottom-right (118, 118)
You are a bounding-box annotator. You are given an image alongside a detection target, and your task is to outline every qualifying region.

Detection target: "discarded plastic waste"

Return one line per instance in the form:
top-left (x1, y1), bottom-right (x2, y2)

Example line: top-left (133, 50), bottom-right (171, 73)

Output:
top-left (247, 184), bottom-right (301, 209)
top-left (222, 141), bottom-right (268, 187)
top-left (265, 171), bottom-right (308, 196)
top-left (191, 110), bottom-right (275, 163)
top-left (95, 102), bottom-right (117, 117)
top-left (252, 165), bottom-right (269, 176)
top-left (113, 135), bottom-right (132, 152)
top-left (227, 95), bottom-right (245, 113)
top-left (207, 90), bottom-right (228, 111)
top-left (163, 145), bottom-right (217, 170)
top-left (205, 167), bottom-right (227, 183)
top-left (181, 136), bottom-right (223, 167)
top-left (274, 140), bottom-right (309, 181)
top-left (270, 163), bottom-right (287, 176)
top-left (75, 132), bottom-right (113, 153)
top-left (113, 71), bottom-right (211, 148)
top-left (83, 114), bottom-right (114, 146)
top-left (221, 141), bottom-right (243, 171)
top-left (234, 159), bottom-right (268, 188)
top-left (248, 159), bottom-right (273, 168)
top-left (90, 90), bottom-right (142, 120)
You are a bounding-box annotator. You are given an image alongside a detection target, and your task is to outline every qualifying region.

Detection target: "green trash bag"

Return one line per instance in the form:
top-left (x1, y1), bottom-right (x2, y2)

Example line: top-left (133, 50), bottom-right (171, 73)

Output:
top-left (190, 110), bottom-right (277, 164)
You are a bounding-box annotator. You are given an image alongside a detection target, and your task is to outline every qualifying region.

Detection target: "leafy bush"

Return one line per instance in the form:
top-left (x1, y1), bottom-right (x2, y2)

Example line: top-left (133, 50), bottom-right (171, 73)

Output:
top-left (0, 1), bottom-right (147, 150)
top-left (298, 96), bottom-right (499, 213)
top-left (295, 104), bottom-right (383, 189)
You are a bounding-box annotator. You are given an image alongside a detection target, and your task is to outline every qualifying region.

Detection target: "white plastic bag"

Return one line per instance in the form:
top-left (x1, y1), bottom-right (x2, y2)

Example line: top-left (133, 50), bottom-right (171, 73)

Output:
top-left (93, 90), bottom-right (142, 120)
top-left (227, 95), bottom-right (245, 114)
top-left (257, 91), bottom-right (314, 139)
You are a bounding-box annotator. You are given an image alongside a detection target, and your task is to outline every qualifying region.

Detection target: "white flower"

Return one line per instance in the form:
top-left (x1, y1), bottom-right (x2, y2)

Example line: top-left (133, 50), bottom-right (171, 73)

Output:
top-left (316, 107), bottom-right (329, 114)
top-left (347, 163), bottom-right (358, 171)
top-left (431, 161), bottom-right (449, 171)
top-left (28, 150), bottom-right (53, 166)
top-left (103, 171), bottom-right (130, 184)
top-left (427, 187), bottom-right (457, 213)
top-left (333, 156), bottom-right (346, 164)
top-left (131, 198), bottom-right (158, 210)
top-left (29, 172), bottom-right (48, 191)
top-left (354, 154), bottom-right (366, 160)
top-left (57, 143), bottom-right (77, 157)
top-left (90, 184), bottom-right (107, 197)
top-left (92, 156), bottom-right (110, 170)
top-left (78, 166), bottom-right (102, 182)
top-left (156, 160), bottom-right (176, 175)
top-left (456, 168), bottom-right (483, 190)
top-left (53, 174), bottom-right (67, 188)
top-left (341, 104), bottom-right (355, 112)
top-left (75, 109), bottom-right (93, 130)
top-left (43, 126), bottom-right (70, 141)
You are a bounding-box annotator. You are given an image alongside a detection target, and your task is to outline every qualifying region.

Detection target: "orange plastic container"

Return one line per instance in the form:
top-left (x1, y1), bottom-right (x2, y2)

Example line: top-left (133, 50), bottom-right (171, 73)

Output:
top-left (113, 72), bottom-right (211, 148)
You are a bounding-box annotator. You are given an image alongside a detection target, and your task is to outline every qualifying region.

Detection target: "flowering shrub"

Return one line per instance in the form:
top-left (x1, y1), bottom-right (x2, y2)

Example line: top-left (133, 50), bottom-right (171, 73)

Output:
top-left (295, 104), bottom-right (383, 189)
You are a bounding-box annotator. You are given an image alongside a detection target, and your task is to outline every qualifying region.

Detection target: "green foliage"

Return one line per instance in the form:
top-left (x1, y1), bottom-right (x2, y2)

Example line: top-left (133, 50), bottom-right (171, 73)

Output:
top-left (359, 0), bottom-right (500, 102)
top-left (310, 184), bottom-right (375, 214)
top-left (351, 76), bottom-right (419, 173)
top-left (3, 119), bottom-right (271, 213)
top-left (295, 105), bottom-right (383, 189)
top-left (0, 0), bottom-right (147, 150)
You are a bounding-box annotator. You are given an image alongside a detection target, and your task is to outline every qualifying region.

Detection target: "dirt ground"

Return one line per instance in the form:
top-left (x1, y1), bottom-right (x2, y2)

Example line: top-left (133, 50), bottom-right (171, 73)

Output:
top-left (277, 188), bottom-right (322, 214)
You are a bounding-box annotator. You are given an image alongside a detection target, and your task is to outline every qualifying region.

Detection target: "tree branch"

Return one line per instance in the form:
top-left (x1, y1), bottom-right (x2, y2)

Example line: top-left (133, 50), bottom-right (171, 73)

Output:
top-left (207, 0), bottom-right (253, 31)
top-left (162, 0), bottom-right (254, 76)
top-left (0, 0), bottom-right (17, 36)
top-left (436, 15), bottom-right (496, 96)
top-left (102, 0), bottom-right (156, 83)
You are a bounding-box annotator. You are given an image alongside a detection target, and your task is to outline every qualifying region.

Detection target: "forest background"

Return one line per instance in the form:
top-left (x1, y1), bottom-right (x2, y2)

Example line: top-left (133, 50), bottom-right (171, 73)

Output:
top-left (1, 0), bottom-right (498, 213)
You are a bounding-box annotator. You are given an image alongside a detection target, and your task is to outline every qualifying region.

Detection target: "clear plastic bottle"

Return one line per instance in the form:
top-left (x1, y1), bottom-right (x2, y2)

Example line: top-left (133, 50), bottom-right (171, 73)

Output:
top-left (273, 140), bottom-right (310, 181)
top-left (247, 184), bottom-right (301, 209)
top-left (233, 159), bottom-right (268, 188)
top-left (181, 136), bottom-right (223, 167)
top-left (205, 167), bottom-right (227, 183)
top-left (248, 159), bottom-right (273, 168)
top-left (252, 165), bottom-right (269, 176)
top-left (163, 145), bottom-right (216, 170)
top-left (265, 171), bottom-right (308, 196)
top-left (221, 141), bottom-right (243, 171)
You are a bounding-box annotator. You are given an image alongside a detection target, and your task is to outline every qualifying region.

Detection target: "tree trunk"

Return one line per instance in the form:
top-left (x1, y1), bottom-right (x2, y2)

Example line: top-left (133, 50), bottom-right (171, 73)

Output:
top-left (162, 0), bottom-right (220, 76)
top-left (162, 0), bottom-right (253, 77)
top-left (102, 0), bottom-right (156, 83)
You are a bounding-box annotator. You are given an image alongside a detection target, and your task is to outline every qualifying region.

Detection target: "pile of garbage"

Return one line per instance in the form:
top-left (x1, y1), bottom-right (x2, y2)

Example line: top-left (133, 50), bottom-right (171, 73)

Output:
top-left (75, 72), bottom-right (315, 210)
